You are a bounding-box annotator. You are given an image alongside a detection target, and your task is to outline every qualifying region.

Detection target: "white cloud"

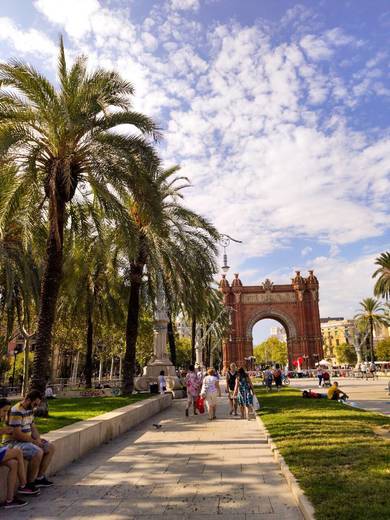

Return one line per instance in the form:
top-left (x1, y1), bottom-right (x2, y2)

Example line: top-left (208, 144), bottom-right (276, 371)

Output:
top-left (34, 0), bottom-right (100, 39)
top-left (301, 247), bottom-right (312, 256)
top-left (0, 17), bottom-right (56, 58)
top-left (169, 0), bottom-right (200, 11)
top-left (7, 2), bottom-right (388, 318)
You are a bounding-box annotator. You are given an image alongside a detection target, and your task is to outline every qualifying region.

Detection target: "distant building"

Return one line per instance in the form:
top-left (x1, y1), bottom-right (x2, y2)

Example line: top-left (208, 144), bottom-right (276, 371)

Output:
top-left (270, 326), bottom-right (287, 343)
top-left (320, 317), bottom-right (356, 362)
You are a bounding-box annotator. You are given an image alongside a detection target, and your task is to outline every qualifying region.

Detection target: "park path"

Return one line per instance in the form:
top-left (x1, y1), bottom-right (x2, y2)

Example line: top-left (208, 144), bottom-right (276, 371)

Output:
top-left (5, 397), bottom-right (303, 520)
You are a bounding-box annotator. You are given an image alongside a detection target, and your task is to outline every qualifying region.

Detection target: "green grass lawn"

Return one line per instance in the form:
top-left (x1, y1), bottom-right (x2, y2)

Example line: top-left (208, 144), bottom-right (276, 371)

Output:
top-left (255, 387), bottom-right (390, 520)
top-left (35, 394), bottom-right (150, 434)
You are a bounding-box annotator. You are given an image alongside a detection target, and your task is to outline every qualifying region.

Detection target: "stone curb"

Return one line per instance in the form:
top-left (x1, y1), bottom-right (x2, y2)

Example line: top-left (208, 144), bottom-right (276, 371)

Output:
top-left (255, 414), bottom-right (316, 520)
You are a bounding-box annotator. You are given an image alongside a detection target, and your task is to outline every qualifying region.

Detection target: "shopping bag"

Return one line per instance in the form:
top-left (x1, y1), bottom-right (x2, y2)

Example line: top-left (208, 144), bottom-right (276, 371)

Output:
top-left (195, 396), bottom-right (205, 414)
top-left (252, 394), bottom-right (261, 411)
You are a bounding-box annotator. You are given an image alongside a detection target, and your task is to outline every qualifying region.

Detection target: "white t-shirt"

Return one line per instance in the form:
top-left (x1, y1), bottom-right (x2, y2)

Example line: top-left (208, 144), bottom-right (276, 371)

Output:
top-left (202, 375), bottom-right (218, 395)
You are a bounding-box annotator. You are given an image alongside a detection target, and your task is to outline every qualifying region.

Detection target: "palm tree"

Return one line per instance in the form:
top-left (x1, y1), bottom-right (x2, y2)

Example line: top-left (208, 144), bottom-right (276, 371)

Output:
top-left (60, 222), bottom-right (125, 388)
top-left (120, 165), bottom-right (220, 394)
top-left (373, 252), bottom-right (390, 301)
top-left (0, 174), bottom-right (41, 392)
top-left (354, 297), bottom-right (390, 362)
top-left (0, 39), bottom-right (158, 393)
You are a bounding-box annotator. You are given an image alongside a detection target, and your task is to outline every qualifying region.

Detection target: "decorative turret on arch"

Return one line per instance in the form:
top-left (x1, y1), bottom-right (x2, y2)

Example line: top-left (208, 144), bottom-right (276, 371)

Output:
top-left (219, 271), bottom-right (323, 369)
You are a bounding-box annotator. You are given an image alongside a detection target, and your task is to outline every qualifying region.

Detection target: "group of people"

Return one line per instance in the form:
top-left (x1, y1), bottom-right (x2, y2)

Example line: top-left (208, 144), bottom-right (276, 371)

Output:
top-left (184, 363), bottom-right (256, 421)
top-left (0, 391), bottom-right (55, 509)
top-left (262, 364), bottom-right (284, 391)
top-left (303, 381), bottom-right (349, 401)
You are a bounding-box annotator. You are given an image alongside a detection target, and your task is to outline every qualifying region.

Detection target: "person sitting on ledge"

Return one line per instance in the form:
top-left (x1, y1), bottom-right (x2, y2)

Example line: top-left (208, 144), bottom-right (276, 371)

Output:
top-left (3, 390), bottom-right (55, 489)
top-left (327, 381), bottom-right (349, 401)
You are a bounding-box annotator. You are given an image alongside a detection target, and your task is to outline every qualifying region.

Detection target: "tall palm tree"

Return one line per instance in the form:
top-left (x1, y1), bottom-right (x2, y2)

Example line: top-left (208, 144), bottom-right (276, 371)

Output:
top-left (0, 173), bottom-right (41, 391)
top-left (0, 39), bottom-right (158, 393)
top-left (60, 223), bottom-right (125, 388)
top-left (120, 165), bottom-right (220, 394)
top-left (373, 252), bottom-right (390, 301)
top-left (354, 297), bottom-right (390, 362)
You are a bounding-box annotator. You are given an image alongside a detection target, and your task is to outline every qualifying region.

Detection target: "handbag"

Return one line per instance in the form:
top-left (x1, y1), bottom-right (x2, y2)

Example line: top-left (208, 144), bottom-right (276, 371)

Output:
top-left (195, 396), bottom-right (205, 414)
top-left (252, 394), bottom-right (261, 411)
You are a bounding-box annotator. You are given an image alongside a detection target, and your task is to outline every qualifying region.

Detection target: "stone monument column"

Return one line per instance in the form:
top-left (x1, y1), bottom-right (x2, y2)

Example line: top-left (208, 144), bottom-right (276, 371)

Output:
top-left (134, 276), bottom-right (182, 395)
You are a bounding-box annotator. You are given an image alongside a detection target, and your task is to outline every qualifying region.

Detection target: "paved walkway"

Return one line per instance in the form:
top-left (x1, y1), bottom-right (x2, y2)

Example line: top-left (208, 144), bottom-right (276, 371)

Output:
top-left (6, 397), bottom-right (303, 520)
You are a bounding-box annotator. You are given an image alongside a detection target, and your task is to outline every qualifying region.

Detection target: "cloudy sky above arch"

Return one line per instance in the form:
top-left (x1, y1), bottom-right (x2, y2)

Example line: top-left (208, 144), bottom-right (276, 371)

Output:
top-left (0, 0), bottom-right (389, 332)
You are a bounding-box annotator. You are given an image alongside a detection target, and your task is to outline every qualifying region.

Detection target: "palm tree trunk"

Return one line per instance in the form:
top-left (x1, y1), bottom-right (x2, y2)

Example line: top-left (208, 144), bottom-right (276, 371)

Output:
top-left (85, 305), bottom-right (94, 388)
top-left (369, 316), bottom-right (374, 362)
top-left (122, 245), bottom-right (146, 395)
top-left (30, 197), bottom-right (65, 397)
top-left (167, 312), bottom-right (176, 366)
top-left (122, 265), bottom-right (142, 395)
top-left (191, 315), bottom-right (196, 365)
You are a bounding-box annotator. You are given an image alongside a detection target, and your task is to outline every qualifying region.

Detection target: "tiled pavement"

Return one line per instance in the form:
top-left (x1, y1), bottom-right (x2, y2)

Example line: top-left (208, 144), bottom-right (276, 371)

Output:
top-left (4, 397), bottom-right (303, 519)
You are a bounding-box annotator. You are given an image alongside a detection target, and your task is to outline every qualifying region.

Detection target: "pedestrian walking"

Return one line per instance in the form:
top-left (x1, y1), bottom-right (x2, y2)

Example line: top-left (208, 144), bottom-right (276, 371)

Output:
top-left (263, 366), bottom-right (273, 391)
top-left (273, 364), bottom-right (283, 391)
top-left (316, 366), bottom-right (323, 387)
top-left (200, 368), bottom-right (221, 420)
top-left (185, 365), bottom-right (200, 417)
top-left (158, 371), bottom-right (166, 394)
top-left (226, 363), bottom-right (238, 416)
top-left (233, 367), bottom-right (254, 420)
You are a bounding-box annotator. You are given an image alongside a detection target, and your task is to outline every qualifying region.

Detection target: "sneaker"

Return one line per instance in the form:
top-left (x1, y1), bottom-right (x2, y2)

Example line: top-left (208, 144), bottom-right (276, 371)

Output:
top-left (4, 497), bottom-right (28, 509)
top-left (33, 476), bottom-right (54, 488)
top-left (18, 484), bottom-right (40, 495)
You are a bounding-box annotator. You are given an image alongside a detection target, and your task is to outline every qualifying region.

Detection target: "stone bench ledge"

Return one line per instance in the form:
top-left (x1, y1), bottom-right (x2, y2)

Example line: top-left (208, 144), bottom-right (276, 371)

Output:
top-left (0, 393), bottom-right (172, 502)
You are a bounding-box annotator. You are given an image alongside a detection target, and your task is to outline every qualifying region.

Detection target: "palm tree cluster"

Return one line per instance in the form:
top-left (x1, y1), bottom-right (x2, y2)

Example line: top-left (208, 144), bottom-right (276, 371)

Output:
top-left (354, 253), bottom-right (390, 362)
top-left (0, 40), bottom-right (224, 398)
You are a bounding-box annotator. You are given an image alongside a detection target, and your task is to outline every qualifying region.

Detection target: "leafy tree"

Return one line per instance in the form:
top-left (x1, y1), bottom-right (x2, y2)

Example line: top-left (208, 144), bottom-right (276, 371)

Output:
top-left (334, 343), bottom-right (357, 365)
top-left (354, 298), bottom-right (389, 362)
top-left (175, 336), bottom-right (192, 368)
top-left (376, 338), bottom-right (390, 360)
top-left (5, 351), bottom-right (34, 383)
top-left (254, 337), bottom-right (288, 365)
top-left (61, 225), bottom-right (125, 387)
top-left (0, 39), bottom-right (158, 394)
top-left (373, 252), bottom-right (390, 300)
top-left (135, 311), bottom-right (154, 370)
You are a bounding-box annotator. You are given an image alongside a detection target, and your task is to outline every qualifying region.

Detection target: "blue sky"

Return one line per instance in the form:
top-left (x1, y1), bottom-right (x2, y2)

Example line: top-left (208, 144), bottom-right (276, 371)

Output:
top-left (0, 1), bottom-right (389, 342)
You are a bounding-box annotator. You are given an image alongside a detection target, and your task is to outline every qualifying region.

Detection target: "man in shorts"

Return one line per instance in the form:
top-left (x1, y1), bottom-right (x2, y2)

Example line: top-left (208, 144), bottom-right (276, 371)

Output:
top-left (3, 390), bottom-right (55, 489)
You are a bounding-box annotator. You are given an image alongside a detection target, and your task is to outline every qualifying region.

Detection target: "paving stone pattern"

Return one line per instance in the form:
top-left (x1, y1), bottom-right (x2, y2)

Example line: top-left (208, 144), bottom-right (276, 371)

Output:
top-left (4, 398), bottom-right (303, 519)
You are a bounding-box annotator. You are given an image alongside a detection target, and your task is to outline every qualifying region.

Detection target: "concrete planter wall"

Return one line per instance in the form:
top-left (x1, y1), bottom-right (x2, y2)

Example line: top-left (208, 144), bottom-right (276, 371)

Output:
top-left (0, 394), bottom-right (172, 502)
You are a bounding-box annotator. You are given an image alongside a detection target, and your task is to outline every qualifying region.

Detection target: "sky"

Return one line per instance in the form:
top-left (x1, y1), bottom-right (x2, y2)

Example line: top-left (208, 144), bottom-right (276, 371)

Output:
top-left (0, 0), bottom-right (389, 343)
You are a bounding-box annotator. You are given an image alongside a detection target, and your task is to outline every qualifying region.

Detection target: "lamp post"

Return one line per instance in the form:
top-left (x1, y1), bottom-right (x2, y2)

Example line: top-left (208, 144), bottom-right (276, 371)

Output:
top-left (220, 234), bottom-right (242, 275)
top-left (12, 344), bottom-right (23, 388)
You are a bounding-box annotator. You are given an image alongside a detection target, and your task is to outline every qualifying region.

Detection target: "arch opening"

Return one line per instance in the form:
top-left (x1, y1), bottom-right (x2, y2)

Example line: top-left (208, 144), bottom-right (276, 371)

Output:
top-left (252, 318), bottom-right (288, 368)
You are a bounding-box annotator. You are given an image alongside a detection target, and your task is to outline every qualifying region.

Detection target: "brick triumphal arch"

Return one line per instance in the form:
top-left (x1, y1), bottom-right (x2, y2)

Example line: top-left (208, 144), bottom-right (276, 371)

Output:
top-left (219, 270), bottom-right (323, 369)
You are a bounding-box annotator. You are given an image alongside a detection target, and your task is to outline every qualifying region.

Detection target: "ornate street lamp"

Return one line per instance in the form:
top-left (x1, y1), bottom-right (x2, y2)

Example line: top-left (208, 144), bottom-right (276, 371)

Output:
top-left (220, 234), bottom-right (242, 275)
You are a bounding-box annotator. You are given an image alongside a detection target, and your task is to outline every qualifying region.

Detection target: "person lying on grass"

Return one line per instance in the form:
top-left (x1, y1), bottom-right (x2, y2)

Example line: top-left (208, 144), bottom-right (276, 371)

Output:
top-left (327, 381), bottom-right (349, 401)
top-left (0, 398), bottom-right (40, 509)
top-left (3, 390), bottom-right (55, 490)
top-left (302, 390), bottom-right (326, 399)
